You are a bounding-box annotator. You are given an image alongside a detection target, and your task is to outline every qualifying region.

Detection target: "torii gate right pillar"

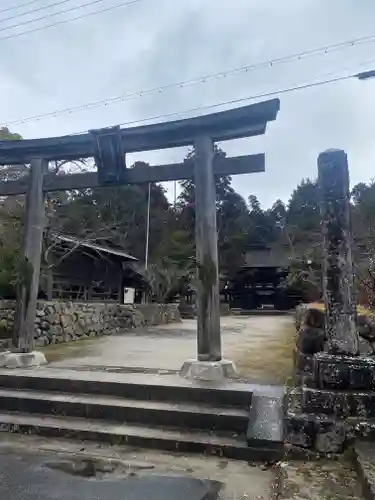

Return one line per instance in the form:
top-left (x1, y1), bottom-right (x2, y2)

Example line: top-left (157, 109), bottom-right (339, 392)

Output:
top-left (180, 135), bottom-right (236, 381)
top-left (194, 136), bottom-right (221, 362)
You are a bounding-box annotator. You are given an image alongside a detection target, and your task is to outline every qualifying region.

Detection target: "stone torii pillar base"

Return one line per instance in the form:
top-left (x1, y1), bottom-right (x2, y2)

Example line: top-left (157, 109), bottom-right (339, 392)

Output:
top-left (179, 359), bottom-right (237, 382)
top-left (0, 351), bottom-right (47, 369)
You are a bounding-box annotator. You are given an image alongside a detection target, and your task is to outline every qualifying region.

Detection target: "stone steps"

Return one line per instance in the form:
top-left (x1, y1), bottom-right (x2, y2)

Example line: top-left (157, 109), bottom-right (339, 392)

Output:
top-left (247, 394), bottom-right (284, 449)
top-left (0, 388), bottom-right (249, 433)
top-left (0, 411), bottom-right (283, 462)
top-left (0, 370), bottom-right (251, 408)
top-left (0, 368), bottom-right (285, 461)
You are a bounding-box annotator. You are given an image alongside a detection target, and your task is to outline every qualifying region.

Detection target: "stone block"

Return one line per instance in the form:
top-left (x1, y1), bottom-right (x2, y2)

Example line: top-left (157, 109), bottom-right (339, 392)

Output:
top-left (297, 325), bottom-right (325, 355)
top-left (358, 316), bottom-right (375, 341)
top-left (45, 306), bottom-right (55, 316)
top-left (314, 418), bottom-right (346, 453)
top-left (359, 337), bottom-right (374, 356)
top-left (284, 412), bottom-right (315, 448)
top-left (285, 412), bottom-right (346, 453)
top-left (50, 325), bottom-right (63, 336)
top-left (0, 351), bottom-right (47, 369)
top-left (0, 319), bottom-right (8, 330)
top-left (294, 348), bottom-right (314, 375)
top-left (179, 359), bottom-right (237, 381)
top-left (63, 325), bottom-right (74, 337)
top-left (301, 387), bottom-right (375, 418)
top-left (51, 313), bottom-right (60, 325)
top-left (61, 315), bottom-right (73, 328)
top-left (35, 336), bottom-right (48, 348)
top-left (313, 353), bottom-right (375, 390)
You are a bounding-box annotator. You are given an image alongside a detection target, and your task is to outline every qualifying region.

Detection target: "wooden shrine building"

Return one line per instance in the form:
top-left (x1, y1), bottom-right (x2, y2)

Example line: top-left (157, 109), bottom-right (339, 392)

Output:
top-left (225, 247), bottom-right (301, 311)
top-left (42, 234), bottom-right (146, 303)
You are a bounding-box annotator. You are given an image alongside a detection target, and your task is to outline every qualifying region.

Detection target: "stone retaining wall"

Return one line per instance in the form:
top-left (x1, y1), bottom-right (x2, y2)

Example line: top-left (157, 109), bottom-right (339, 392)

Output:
top-left (0, 301), bottom-right (180, 347)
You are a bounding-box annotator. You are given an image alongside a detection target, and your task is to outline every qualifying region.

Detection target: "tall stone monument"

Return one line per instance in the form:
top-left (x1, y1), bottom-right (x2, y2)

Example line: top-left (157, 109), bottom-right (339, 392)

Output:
top-left (318, 149), bottom-right (358, 356)
top-left (286, 149), bottom-right (375, 454)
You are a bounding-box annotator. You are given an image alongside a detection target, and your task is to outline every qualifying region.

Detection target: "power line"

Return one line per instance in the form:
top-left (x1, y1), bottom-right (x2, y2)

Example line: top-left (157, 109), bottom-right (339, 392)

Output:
top-left (0, 0), bottom-right (107, 33)
top-left (112, 74), bottom-right (355, 128)
top-left (107, 69), bottom-right (372, 132)
top-left (0, 0), bottom-right (142, 41)
top-left (0, 0), bottom-right (74, 24)
top-left (67, 67), bottom-right (373, 135)
top-left (0, 0), bottom-right (41, 14)
top-left (3, 38), bottom-right (375, 127)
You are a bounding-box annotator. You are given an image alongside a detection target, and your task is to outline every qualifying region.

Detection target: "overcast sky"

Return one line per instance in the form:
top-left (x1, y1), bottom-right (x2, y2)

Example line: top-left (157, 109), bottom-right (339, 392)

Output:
top-left (1, 0), bottom-right (375, 207)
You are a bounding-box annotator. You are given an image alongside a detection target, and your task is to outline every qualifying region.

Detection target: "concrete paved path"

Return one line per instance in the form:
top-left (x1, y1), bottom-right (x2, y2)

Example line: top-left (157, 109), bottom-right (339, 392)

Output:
top-left (48, 315), bottom-right (294, 383)
top-left (0, 451), bottom-right (222, 500)
top-left (0, 437), bottom-right (274, 500)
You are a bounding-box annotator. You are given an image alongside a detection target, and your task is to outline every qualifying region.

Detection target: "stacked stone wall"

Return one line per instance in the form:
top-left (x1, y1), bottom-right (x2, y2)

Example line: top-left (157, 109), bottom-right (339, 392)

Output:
top-left (0, 301), bottom-right (181, 347)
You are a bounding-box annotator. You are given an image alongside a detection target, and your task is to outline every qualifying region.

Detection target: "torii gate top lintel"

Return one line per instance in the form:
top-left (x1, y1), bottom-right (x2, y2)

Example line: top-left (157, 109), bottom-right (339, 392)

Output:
top-left (0, 98), bottom-right (280, 165)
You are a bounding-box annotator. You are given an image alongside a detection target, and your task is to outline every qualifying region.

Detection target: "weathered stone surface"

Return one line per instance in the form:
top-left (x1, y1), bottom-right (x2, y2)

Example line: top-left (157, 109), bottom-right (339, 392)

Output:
top-left (358, 314), bottom-right (375, 342)
top-left (285, 412), bottom-right (346, 453)
top-left (295, 304), bottom-right (325, 331)
top-left (0, 301), bottom-right (180, 346)
top-left (0, 350), bottom-right (47, 368)
top-left (293, 348), bottom-right (314, 376)
top-left (35, 336), bottom-right (48, 347)
top-left (297, 325), bottom-right (326, 355)
top-left (288, 150), bottom-right (375, 456)
top-left (179, 359), bottom-right (237, 381)
top-left (0, 318), bottom-right (10, 339)
top-left (60, 315), bottom-right (73, 328)
top-left (295, 305), bottom-right (375, 355)
top-left (318, 149), bottom-right (358, 355)
top-left (314, 418), bottom-right (346, 453)
top-left (179, 304), bottom-right (196, 319)
top-left (284, 412), bottom-right (315, 448)
top-left (313, 353), bottom-right (375, 390)
top-left (359, 337), bottom-right (374, 356)
top-left (301, 387), bottom-right (375, 418)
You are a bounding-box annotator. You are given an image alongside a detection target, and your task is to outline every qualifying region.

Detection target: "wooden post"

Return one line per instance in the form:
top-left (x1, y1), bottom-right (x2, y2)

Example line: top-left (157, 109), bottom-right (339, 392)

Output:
top-left (12, 159), bottom-right (47, 352)
top-left (194, 136), bottom-right (221, 361)
top-left (318, 149), bottom-right (358, 355)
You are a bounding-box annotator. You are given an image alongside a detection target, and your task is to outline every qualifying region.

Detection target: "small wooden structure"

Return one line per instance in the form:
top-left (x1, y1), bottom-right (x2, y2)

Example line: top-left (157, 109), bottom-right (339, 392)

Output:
top-left (44, 234), bottom-right (144, 303)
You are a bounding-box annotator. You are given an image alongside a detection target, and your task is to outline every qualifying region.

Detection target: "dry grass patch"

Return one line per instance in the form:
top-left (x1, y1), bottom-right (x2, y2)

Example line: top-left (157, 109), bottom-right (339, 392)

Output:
top-left (234, 321), bottom-right (296, 384)
top-left (41, 337), bottom-right (104, 363)
top-left (308, 302), bottom-right (371, 317)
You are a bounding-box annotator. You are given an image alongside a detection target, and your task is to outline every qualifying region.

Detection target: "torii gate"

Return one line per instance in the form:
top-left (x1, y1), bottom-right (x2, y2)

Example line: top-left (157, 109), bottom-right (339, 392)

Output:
top-left (0, 98), bottom-right (280, 378)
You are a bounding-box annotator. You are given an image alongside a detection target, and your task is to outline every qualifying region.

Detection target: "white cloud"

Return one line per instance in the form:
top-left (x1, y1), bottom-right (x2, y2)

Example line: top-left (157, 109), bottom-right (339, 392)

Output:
top-left (1, 0), bottom-right (375, 206)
